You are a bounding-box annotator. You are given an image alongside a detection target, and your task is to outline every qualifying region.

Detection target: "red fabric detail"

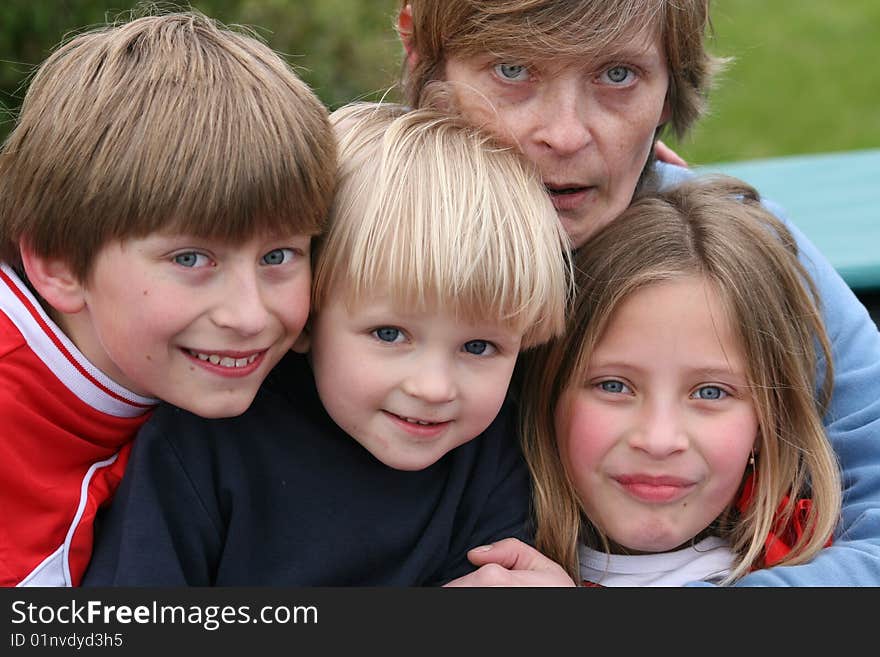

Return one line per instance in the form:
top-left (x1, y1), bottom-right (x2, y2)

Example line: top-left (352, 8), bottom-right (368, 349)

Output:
top-left (0, 304), bottom-right (152, 586)
top-left (581, 580), bottom-right (604, 587)
top-left (65, 442), bottom-right (134, 585)
top-left (734, 472), bottom-right (833, 569)
top-left (0, 310), bottom-right (24, 356)
top-left (0, 267), bottom-right (152, 409)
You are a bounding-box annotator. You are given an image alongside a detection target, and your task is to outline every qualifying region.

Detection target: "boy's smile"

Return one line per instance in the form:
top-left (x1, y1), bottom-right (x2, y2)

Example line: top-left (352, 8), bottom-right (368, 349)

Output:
top-left (66, 231), bottom-right (312, 418)
top-left (382, 410), bottom-right (453, 440)
top-left (184, 348), bottom-right (264, 376)
top-left (308, 292), bottom-right (523, 471)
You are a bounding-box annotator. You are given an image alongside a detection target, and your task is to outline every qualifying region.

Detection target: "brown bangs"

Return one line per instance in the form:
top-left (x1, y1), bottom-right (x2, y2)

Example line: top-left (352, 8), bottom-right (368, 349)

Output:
top-left (0, 11), bottom-right (335, 280)
top-left (444, 0), bottom-right (665, 63)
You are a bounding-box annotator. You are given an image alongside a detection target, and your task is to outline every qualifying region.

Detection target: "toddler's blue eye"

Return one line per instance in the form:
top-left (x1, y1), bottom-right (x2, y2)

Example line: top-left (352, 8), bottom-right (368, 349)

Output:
top-left (599, 380), bottom-right (627, 393)
top-left (463, 340), bottom-right (489, 355)
top-left (374, 327), bottom-right (402, 343)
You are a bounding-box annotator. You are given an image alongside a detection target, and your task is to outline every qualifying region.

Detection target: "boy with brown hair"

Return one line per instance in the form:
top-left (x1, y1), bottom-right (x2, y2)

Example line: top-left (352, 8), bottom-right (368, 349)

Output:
top-left (0, 10), bottom-right (335, 587)
top-left (82, 101), bottom-right (572, 586)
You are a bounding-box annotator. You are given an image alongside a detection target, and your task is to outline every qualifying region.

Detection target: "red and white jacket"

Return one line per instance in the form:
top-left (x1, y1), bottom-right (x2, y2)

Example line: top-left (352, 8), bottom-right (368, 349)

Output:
top-left (0, 263), bottom-right (156, 587)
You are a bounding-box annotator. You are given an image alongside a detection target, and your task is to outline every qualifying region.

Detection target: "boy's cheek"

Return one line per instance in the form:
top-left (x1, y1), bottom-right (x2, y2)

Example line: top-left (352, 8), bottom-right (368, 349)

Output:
top-left (467, 356), bottom-right (520, 434)
top-left (277, 276), bottom-right (313, 337)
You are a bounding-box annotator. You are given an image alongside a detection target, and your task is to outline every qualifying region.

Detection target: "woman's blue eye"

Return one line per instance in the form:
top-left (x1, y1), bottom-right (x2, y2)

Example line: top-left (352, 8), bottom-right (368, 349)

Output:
top-left (693, 386), bottom-right (727, 401)
top-left (463, 340), bottom-right (492, 355)
top-left (262, 248), bottom-right (294, 266)
top-left (495, 63), bottom-right (529, 81)
top-left (173, 252), bottom-right (210, 268)
top-left (374, 327), bottom-right (402, 343)
top-left (599, 380), bottom-right (628, 394)
top-left (604, 65), bottom-right (633, 84)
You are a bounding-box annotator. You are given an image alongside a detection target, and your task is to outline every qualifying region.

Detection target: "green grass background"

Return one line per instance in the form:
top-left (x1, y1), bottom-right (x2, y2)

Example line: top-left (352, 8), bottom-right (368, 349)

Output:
top-left (2, 1), bottom-right (878, 164)
top-left (668, 0), bottom-right (880, 164)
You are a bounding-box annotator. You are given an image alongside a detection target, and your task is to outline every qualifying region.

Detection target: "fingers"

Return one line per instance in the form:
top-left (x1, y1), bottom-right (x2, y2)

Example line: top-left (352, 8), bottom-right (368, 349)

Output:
top-left (654, 140), bottom-right (688, 168)
top-left (466, 537), bottom-right (558, 572)
top-left (444, 561), bottom-right (576, 587)
top-left (442, 538), bottom-right (577, 587)
top-left (443, 563), bottom-right (519, 587)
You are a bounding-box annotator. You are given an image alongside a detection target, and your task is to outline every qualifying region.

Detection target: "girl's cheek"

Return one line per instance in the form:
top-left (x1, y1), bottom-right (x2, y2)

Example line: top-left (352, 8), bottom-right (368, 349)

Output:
top-left (556, 392), bottom-right (614, 472)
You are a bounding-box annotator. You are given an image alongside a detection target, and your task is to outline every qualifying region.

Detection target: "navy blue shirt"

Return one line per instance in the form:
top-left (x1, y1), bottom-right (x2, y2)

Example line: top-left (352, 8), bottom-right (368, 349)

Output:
top-left (83, 352), bottom-right (531, 586)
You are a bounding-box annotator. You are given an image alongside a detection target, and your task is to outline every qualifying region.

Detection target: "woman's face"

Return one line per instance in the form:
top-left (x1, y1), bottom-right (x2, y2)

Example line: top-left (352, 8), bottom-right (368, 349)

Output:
top-left (443, 28), bottom-right (670, 248)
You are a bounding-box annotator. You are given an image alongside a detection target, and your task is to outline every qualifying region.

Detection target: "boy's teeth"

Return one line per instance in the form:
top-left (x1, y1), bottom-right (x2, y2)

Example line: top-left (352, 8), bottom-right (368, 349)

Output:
top-left (405, 417), bottom-right (434, 425)
top-left (190, 351), bottom-right (258, 368)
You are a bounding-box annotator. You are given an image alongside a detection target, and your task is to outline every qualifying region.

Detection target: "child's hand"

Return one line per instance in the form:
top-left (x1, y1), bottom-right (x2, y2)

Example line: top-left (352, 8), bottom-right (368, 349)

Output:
top-left (443, 537), bottom-right (576, 587)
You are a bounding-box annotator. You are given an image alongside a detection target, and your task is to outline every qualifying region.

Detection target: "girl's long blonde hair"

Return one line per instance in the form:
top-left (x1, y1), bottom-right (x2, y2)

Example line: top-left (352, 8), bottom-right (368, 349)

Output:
top-left (520, 175), bottom-right (840, 584)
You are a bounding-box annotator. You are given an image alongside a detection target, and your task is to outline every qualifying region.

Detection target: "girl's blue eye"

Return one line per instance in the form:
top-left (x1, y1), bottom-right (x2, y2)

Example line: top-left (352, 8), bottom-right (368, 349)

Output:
top-left (261, 248), bottom-right (294, 266)
top-left (173, 252), bottom-right (210, 268)
top-left (495, 63), bottom-right (529, 81)
top-left (463, 340), bottom-right (493, 356)
top-left (374, 327), bottom-right (402, 343)
top-left (693, 386), bottom-right (727, 401)
top-left (599, 380), bottom-right (629, 394)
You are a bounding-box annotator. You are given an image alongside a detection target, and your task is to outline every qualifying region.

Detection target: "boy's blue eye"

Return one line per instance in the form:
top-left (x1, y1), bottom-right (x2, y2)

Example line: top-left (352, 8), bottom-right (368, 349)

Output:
top-left (261, 248), bottom-right (294, 266)
top-left (693, 385), bottom-right (727, 400)
top-left (374, 327), bottom-right (402, 343)
top-left (494, 63), bottom-right (530, 82)
top-left (173, 252), bottom-right (210, 268)
top-left (463, 340), bottom-right (493, 356)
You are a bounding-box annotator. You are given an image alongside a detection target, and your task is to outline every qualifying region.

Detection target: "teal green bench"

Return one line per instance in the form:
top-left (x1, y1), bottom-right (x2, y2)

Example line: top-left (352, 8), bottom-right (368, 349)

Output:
top-left (698, 148), bottom-right (880, 292)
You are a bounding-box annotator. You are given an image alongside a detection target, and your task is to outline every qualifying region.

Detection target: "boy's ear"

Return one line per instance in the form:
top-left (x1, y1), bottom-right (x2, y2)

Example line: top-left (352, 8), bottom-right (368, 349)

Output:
top-left (291, 322), bottom-right (311, 354)
top-left (397, 4), bottom-right (419, 70)
top-left (19, 241), bottom-right (86, 314)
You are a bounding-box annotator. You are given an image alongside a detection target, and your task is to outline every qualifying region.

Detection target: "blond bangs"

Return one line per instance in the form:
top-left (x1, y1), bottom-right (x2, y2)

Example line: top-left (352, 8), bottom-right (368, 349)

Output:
top-left (313, 103), bottom-right (571, 347)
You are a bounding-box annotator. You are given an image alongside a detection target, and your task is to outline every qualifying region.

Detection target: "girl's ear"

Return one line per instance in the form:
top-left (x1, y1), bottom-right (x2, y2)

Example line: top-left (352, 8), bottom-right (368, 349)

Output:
top-left (397, 4), bottom-right (419, 70)
top-left (292, 321), bottom-right (311, 354)
top-left (19, 241), bottom-right (87, 314)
